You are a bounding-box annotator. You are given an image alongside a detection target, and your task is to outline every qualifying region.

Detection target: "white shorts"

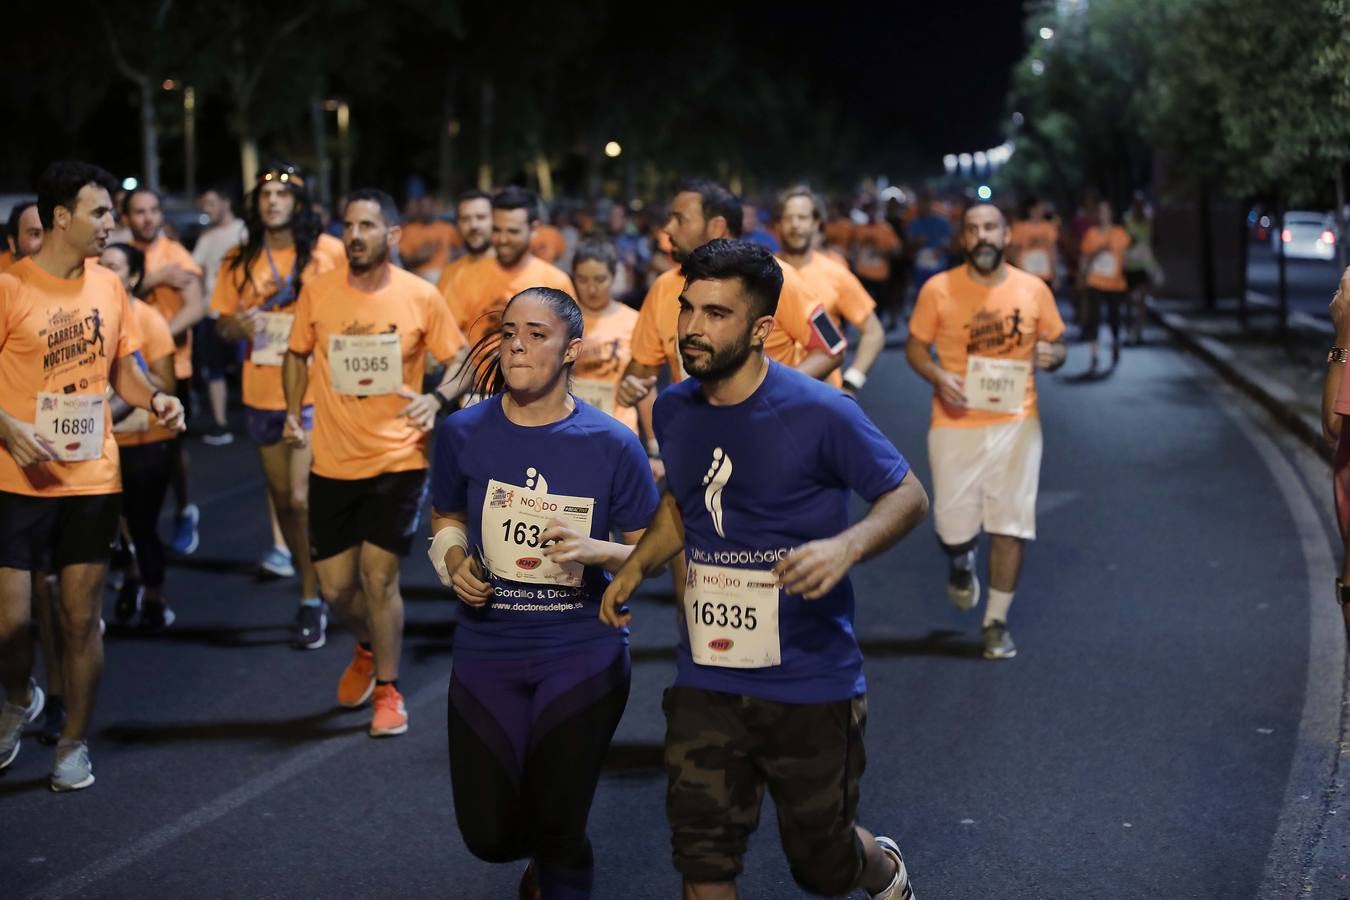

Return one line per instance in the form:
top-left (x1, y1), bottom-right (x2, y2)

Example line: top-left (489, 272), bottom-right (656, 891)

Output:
top-left (928, 417), bottom-right (1043, 545)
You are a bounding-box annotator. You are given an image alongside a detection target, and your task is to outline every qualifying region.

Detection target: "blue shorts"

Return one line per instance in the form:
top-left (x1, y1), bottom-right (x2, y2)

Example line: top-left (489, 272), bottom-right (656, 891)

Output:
top-left (245, 405), bottom-right (313, 446)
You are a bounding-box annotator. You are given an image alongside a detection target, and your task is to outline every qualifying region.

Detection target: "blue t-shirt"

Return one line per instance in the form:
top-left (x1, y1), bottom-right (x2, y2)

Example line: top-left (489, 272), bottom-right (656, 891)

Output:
top-left (654, 362), bottom-right (910, 703)
top-left (908, 214), bottom-right (953, 282)
top-left (431, 396), bottom-right (660, 659)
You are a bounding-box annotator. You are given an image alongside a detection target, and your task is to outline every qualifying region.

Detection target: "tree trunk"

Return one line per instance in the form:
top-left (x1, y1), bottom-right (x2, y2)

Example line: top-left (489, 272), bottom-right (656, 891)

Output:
top-left (1198, 178), bottom-right (1216, 310)
top-left (240, 137), bottom-right (259, 192)
top-left (309, 94), bottom-right (332, 209)
top-left (139, 79), bottom-right (161, 193)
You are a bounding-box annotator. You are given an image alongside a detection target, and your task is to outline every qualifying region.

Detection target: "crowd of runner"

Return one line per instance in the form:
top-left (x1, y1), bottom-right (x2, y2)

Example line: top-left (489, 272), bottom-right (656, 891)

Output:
top-left (0, 158), bottom-right (1160, 898)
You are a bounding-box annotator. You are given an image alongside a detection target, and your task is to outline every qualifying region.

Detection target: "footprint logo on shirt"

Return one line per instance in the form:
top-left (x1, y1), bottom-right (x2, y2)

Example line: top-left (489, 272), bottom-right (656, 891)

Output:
top-left (702, 448), bottom-right (733, 539)
top-left (525, 466), bottom-right (549, 494)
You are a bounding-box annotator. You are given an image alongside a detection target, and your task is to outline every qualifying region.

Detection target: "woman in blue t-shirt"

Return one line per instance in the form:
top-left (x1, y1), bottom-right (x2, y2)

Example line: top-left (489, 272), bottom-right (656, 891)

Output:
top-left (429, 287), bottom-right (659, 900)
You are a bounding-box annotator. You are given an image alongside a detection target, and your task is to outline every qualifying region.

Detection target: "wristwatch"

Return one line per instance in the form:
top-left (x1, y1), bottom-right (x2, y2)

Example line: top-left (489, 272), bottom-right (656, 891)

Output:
top-left (1329, 347), bottom-right (1349, 364)
top-left (842, 367), bottom-right (867, 391)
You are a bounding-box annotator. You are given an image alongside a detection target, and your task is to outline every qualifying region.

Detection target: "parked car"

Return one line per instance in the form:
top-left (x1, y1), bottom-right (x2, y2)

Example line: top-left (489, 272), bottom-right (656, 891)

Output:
top-left (1271, 210), bottom-right (1337, 260)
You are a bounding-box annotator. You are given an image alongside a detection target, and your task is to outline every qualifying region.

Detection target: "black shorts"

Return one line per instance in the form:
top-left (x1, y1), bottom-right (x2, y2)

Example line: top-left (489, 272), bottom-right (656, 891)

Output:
top-left (663, 686), bottom-right (869, 895)
top-left (308, 469), bottom-right (428, 561)
top-left (1125, 268), bottom-right (1150, 291)
top-left (0, 490), bottom-right (122, 572)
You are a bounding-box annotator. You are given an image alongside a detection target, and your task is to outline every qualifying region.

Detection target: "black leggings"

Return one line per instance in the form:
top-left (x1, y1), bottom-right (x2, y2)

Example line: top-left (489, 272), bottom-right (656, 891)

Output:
top-left (447, 643), bottom-right (630, 899)
top-left (1083, 288), bottom-right (1125, 344)
top-left (119, 441), bottom-right (172, 588)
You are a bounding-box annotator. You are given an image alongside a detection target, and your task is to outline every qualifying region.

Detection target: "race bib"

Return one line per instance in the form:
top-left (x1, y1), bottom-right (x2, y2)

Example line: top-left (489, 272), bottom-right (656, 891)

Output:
top-left (916, 247), bottom-right (943, 271)
top-left (113, 407), bottom-right (151, 435)
top-left (328, 332), bottom-right (402, 395)
top-left (35, 393), bottom-right (105, 462)
top-left (683, 560), bottom-right (781, 669)
top-left (964, 356), bottom-right (1030, 413)
top-left (1090, 251), bottom-right (1119, 279)
top-left (250, 312), bottom-right (295, 367)
top-left (572, 378), bottom-right (616, 413)
top-left (480, 479), bottom-right (595, 587)
top-left (1021, 249), bottom-right (1051, 277)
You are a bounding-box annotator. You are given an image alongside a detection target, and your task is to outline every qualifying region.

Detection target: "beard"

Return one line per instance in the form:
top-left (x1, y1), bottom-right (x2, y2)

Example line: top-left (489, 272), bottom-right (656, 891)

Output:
top-left (782, 233), bottom-right (812, 254)
top-left (969, 241), bottom-right (1005, 274)
top-left (680, 328), bottom-right (754, 383)
top-left (346, 242), bottom-right (388, 273)
top-left (464, 234), bottom-right (491, 255)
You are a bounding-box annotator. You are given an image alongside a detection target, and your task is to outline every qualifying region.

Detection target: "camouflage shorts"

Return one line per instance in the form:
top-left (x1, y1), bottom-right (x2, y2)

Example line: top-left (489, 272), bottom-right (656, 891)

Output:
top-left (662, 686), bottom-right (868, 893)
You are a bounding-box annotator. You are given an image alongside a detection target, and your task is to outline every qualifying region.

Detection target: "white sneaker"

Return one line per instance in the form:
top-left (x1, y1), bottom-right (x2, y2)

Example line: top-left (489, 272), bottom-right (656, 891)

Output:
top-left (0, 679), bottom-right (46, 770)
top-left (946, 550), bottom-right (980, 611)
top-left (868, 836), bottom-right (915, 900)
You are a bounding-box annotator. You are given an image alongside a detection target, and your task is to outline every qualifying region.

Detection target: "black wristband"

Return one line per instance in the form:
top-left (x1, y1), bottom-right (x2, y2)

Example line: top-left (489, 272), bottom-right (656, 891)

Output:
top-left (434, 390), bottom-right (452, 413)
top-left (149, 390), bottom-right (165, 409)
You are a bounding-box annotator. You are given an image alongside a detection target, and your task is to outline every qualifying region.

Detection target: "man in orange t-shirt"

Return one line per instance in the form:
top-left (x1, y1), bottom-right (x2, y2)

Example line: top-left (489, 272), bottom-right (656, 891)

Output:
top-left (906, 203), bottom-right (1066, 662)
top-left (437, 190), bottom-right (494, 310)
top-left (1078, 200), bottom-right (1132, 369)
top-left (1009, 198), bottom-right (1060, 287)
top-left (443, 186), bottom-right (575, 349)
top-left (572, 238), bottom-right (642, 433)
top-left (0, 162), bottom-right (185, 790)
top-left (530, 219), bottom-right (567, 266)
top-left (851, 207), bottom-right (902, 293)
top-left (214, 165), bottom-right (335, 649)
top-left (776, 187), bottom-right (885, 394)
top-left (125, 187), bottom-right (205, 556)
top-left (399, 196), bottom-right (461, 283)
top-left (284, 189), bottom-right (466, 738)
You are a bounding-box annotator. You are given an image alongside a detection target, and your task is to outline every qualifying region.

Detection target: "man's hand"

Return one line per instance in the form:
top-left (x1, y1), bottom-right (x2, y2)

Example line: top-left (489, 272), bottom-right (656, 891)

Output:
top-left (397, 389), bottom-right (439, 433)
top-left (0, 415), bottom-right (55, 467)
top-left (1035, 340), bottom-right (1065, 370)
top-left (648, 457), bottom-right (666, 482)
top-left (146, 264), bottom-right (197, 293)
top-left (772, 537), bottom-right (856, 600)
top-left (451, 553), bottom-right (493, 607)
top-left (599, 561), bottom-right (644, 627)
top-left (151, 393), bottom-right (186, 432)
top-left (283, 413), bottom-right (308, 449)
top-left (540, 518), bottom-right (601, 566)
top-left (935, 370), bottom-right (967, 409)
top-left (618, 374), bottom-right (657, 407)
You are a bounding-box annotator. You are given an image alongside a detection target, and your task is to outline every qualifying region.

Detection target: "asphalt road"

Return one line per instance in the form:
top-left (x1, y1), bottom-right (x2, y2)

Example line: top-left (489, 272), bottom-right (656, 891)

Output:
top-left (1247, 241), bottom-right (1343, 320)
top-left (1, 324), bottom-right (1339, 899)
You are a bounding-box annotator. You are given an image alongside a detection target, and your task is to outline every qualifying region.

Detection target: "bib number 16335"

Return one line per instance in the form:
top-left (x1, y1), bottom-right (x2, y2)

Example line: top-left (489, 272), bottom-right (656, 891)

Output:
top-left (682, 560), bottom-right (780, 669)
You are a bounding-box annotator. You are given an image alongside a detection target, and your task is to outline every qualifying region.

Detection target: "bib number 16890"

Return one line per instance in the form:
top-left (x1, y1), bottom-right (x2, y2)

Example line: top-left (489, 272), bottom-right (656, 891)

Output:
top-left (690, 600), bottom-right (757, 631)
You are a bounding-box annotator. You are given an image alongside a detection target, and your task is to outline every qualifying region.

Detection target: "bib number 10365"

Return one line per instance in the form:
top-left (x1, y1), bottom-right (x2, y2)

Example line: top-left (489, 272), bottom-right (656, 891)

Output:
top-left (328, 332), bottom-right (402, 395)
top-left (35, 392), bottom-right (105, 462)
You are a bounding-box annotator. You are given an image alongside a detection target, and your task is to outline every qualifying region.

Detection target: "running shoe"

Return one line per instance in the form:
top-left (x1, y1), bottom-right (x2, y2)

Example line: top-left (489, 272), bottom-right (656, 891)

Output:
top-left (38, 696), bottom-right (66, 746)
top-left (170, 503), bottom-right (200, 556)
top-left (258, 546), bottom-right (295, 579)
top-left (369, 684), bottom-right (408, 737)
top-left (0, 680), bottom-right (46, 770)
top-left (107, 542), bottom-right (132, 592)
top-left (140, 601), bottom-right (176, 632)
top-left (946, 550), bottom-right (980, 611)
top-left (114, 580), bottom-right (143, 625)
top-left (337, 644), bottom-right (376, 708)
top-left (981, 621), bottom-right (1017, 660)
top-left (50, 741), bottom-right (94, 792)
top-left (869, 835), bottom-right (915, 900)
top-left (201, 424), bottom-right (234, 446)
top-left (292, 602), bottom-right (327, 651)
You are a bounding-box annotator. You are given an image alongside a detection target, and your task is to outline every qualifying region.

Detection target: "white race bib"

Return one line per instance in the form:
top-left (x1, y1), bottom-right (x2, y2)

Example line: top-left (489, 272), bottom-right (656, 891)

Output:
top-left (480, 479), bottom-right (595, 586)
top-left (964, 356), bottom-right (1031, 413)
top-left (1021, 248), bottom-right (1051, 277)
top-left (683, 560), bottom-right (781, 669)
top-left (1090, 251), bottom-right (1119, 279)
top-left (328, 332), bottom-right (402, 395)
top-left (112, 407), bottom-right (151, 435)
top-left (35, 393), bottom-right (105, 461)
top-left (250, 312), bottom-right (295, 367)
top-left (572, 378), bottom-right (616, 413)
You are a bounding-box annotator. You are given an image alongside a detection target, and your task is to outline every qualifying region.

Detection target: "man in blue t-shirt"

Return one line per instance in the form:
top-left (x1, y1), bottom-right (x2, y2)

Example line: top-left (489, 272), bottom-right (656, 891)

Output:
top-left (906, 192), bottom-right (954, 295)
top-left (601, 239), bottom-right (929, 900)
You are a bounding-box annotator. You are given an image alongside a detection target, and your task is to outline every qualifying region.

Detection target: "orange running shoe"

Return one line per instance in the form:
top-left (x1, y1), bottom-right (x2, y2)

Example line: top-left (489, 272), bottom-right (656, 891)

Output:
top-left (369, 684), bottom-right (408, 737)
top-left (336, 644), bottom-right (376, 708)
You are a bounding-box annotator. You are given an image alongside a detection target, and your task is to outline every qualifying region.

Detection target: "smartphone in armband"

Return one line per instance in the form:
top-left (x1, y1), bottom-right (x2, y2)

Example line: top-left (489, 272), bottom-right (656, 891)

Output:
top-left (808, 304), bottom-right (848, 355)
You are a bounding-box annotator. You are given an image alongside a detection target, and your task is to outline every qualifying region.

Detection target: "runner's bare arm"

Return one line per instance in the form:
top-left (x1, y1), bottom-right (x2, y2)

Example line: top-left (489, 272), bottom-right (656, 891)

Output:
top-left (618, 358), bottom-right (660, 407)
top-left (430, 508), bottom-right (492, 606)
top-left (0, 409), bottom-right (55, 466)
top-left (282, 349), bottom-right (310, 448)
top-left (540, 521), bottom-right (645, 574)
top-left (774, 470), bottom-right (929, 600)
top-left (904, 334), bottom-right (966, 407)
top-left (600, 492), bottom-right (686, 627)
top-left (109, 352), bottom-right (185, 431)
top-left (796, 347), bottom-right (842, 380)
top-left (165, 276), bottom-right (206, 338)
top-left (849, 313), bottom-right (887, 383)
top-left (1035, 338), bottom-right (1068, 371)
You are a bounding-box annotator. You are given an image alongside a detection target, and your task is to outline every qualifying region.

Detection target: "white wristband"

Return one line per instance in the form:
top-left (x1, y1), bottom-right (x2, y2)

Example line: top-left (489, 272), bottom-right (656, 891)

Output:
top-left (428, 526), bottom-right (470, 587)
top-left (842, 367), bottom-right (867, 389)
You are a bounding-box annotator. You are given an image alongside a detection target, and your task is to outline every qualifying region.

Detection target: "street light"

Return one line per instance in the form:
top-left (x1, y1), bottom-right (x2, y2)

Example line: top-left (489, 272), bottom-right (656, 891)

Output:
top-left (1030, 59), bottom-right (1045, 76)
top-left (605, 141), bottom-right (622, 158)
top-left (943, 154), bottom-right (958, 175)
top-left (1039, 26), bottom-right (1055, 40)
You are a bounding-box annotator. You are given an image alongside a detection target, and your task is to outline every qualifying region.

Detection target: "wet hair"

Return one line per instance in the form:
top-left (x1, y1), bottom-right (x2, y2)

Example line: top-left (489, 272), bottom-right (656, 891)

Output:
top-left (35, 161), bottom-right (118, 231)
top-left (228, 161), bottom-right (319, 297)
top-left (773, 186), bottom-right (823, 223)
top-left (123, 186), bottom-right (163, 214)
top-left (455, 287), bottom-right (585, 397)
top-left (6, 200), bottom-right (37, 243)
top-left (681, 239), bottom-right (782, 321)
top-left (675, 178), bottom-right (743, 238)
top-left (572, 238), bottom-right (618, 275)
top-left (105, 242), bottom-right (146, 291)
top-left (345, 188), bottom-right (402, 227)
top-left (491, 185), bottom-right (539, 221)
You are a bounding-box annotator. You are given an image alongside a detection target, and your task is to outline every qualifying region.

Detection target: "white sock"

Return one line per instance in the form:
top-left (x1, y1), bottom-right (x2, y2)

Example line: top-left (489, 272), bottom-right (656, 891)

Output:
top-left (984, 589), bottom-right (1014, 626)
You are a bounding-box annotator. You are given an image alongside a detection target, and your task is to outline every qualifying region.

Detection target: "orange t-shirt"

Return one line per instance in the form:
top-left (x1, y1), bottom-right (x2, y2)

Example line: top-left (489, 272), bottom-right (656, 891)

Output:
top-left (575, 303), bottom-right (640, 433)
top-left (115, 298), bottom-right (177, 447)
top-left (789, 251), bottom-right (876, 389)
top-left (137, 234), bottom-right (202, 379)
top-left (0, 251), bottom-right (14, 273)
top-left (824, 219), bottom-right (854, 255)
top-left (908, 265), bottom-right (1065, 429)
top-left (1081, 226), bottom-right (1131, 292)
top-left (852, 222), bottom-right (901, 282)
top-left (400, 220), bottom-right (461, 279)
top-left (287, 266), bottom-right (467, 479)
top-left (530, 225), bottom-right (567, 264)
top-left (210, 246), bottom-right (336, 410)
top-left (1010, 220), bottom-right (1059, 283)
top-left (314, 233), bottom-right (347, 271)
top-left (436, 252), bottom-right (491, 310)
top-left (443, 254), bottom-right (576, 347)
top-left (0, 258), bottom-right (140, 495)
top-left (629, 259), bottom-right (820, 382)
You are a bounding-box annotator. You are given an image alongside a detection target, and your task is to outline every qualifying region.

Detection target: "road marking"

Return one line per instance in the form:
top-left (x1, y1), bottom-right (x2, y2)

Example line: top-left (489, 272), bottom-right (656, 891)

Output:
top-left (24, 678), bottom-right (448, 900)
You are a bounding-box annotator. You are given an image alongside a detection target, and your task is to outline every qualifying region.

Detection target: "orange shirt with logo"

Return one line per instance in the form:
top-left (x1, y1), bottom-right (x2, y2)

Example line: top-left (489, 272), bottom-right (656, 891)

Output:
top-left (210, 246), bottom-right (336, 410)
top-left (115, 298), bottom-right (177, 447)
top-left (789, 251), bottom-right (876, 389)
top-left (908, 265), bottom-right (1065, 429)
top-left (629, 258), bottom-right (821, 382)
top-left (530, 225), bottom-right (567, 264)
top-left (400, 220), bottom-right (461, 279)
top-left (137, 234), bottom-right (202, 380)
top-left (824, 219), bottom-right (854, 256)
top-left (575, 303), bottom-right (640, 433)
top-left (1081, 225), bottom-right (1131, 292)
top-left (851, 222), bottom-right (901, 282)
top-left (0, 258), bottom-right (140, 495)
top-left (1010, 220), bottom-right (1060, 283)
top-left (443, 254), bottom-right (576, 347)
top-left (287, 266), bottom-right (466, 479)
